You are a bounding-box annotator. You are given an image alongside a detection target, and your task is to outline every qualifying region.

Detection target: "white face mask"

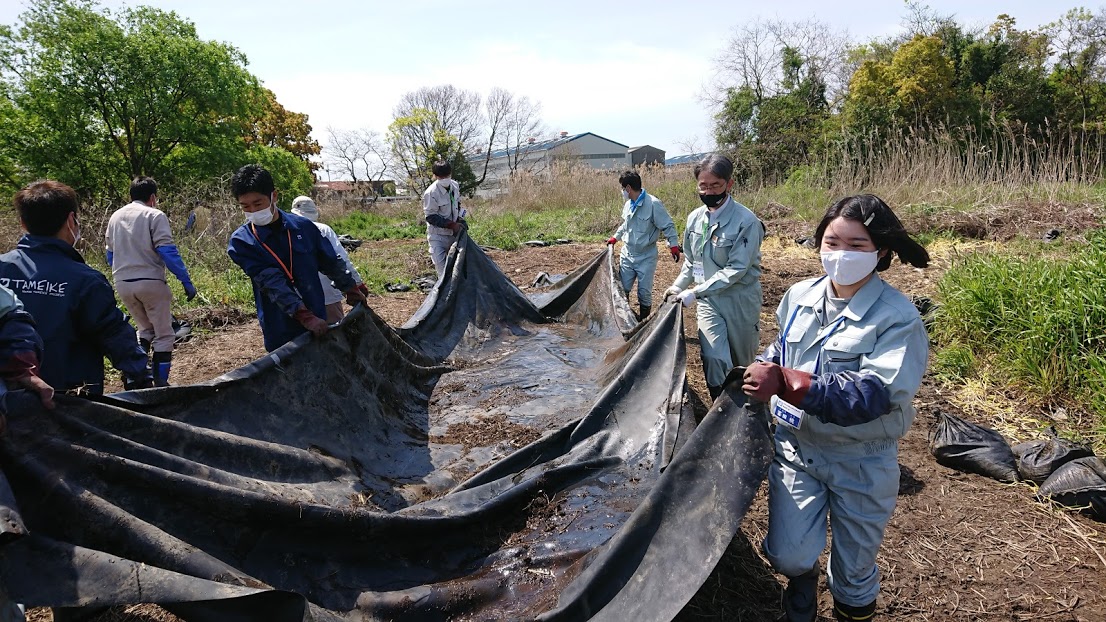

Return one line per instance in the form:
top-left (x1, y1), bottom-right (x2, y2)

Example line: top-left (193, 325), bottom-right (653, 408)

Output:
top-left (821, 249), bottom-right (879, 286)
top-left (245, 195), bottom-right (277, 226)
top-left (68, 216), bottom-right (81, 245)
top-left (621, 189), bottom-right (630, 201)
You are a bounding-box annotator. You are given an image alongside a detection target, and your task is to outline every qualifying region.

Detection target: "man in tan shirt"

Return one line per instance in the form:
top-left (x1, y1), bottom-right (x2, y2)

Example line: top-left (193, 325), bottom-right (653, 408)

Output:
top-left (105, 176), bottom-right (197, 386)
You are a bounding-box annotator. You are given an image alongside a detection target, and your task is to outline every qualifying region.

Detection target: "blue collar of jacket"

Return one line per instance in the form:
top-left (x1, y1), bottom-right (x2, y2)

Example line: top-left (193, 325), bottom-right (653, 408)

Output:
top-left (794, 272), bottom-right (886, 322)
top-left (17, 234), bottom-right (86, 264)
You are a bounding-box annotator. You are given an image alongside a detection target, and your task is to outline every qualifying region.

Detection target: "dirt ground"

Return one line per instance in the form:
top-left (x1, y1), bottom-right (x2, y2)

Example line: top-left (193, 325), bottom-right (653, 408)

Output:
top-left (32, 215), bottom-right (1106, 621)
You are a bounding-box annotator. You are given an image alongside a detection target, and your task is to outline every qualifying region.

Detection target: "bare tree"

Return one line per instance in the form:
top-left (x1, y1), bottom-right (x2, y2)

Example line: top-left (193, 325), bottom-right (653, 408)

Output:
top-left (323, 126), bottom-right (392, 203)
top-left (708, 17), bottom-right (852, 109)
top-left (500, 94), bottom-right (545, 175)
top-left (393, 85), bottom-right (484, 150)
top-left (674, 135), bottom-right (707, 155)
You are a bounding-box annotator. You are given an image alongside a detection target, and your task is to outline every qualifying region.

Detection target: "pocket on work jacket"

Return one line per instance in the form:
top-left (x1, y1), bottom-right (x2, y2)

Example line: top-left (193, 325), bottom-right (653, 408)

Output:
top-left (710, 233), bottom-right (737, 265)
top-left (821, 330), bottom-right (876, 374)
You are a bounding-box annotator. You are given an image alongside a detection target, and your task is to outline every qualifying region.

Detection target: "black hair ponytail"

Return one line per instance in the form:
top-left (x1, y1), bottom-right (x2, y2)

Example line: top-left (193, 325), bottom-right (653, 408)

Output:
top-left (814, 194), bottom-right (929, 270)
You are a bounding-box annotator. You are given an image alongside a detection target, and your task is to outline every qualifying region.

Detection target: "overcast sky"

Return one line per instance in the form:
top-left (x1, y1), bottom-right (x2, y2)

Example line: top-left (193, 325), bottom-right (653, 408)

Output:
top-left (0, 0), bottom-right (1078, 163)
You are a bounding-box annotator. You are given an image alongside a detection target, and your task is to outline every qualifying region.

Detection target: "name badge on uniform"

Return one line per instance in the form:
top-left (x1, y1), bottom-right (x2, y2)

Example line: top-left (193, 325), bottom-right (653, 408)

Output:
top-left (692, 261), bottom-right (705, 283)
top-left (773, 399), bottom-right (804, 430)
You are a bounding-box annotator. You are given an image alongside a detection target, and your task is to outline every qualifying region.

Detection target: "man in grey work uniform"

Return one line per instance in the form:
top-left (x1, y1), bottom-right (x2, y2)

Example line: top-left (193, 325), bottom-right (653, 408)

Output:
top-left (607, 170), bottom-right (681, 320)
top-left (422, 161), bottom-right (464, 278)
top-left (665, 153), bottom-right (764, 402)
top-left (106, 176), bottom-right (197, 386)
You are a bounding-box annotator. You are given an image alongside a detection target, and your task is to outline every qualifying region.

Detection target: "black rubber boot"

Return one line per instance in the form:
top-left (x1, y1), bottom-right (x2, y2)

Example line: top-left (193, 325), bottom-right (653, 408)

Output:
top-left (833, 598), bottom-right (876, 621)
top-left (638, 305), bottom-right (651, 321)
top-left (707, 385), bottom-right (723, 402)
top-left (781, 568), bottom-right (819, 622)
top-left (139, 338), bottom-right (151, 355)
top-left (152, 351), bottom-right (172, 387)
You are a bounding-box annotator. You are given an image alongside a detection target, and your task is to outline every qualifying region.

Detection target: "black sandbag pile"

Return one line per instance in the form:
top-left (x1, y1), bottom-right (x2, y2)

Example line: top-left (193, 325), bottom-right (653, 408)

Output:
top-left (1011, 427), bottom-right (1095, 484)
top-left (1038, 456), bottom-right (1106, 521)
top-left (929, 411), bottom-right (1019, 482)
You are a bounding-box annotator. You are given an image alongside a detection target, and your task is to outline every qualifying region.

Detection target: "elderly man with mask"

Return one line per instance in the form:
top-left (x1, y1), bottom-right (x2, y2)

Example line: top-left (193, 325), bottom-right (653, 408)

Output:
top-left (665, 153), bottom-right (765, 402)
top-left (290, 196), bottom-right (364, 324)
top-left (422, 160), bottom-right (465, 278)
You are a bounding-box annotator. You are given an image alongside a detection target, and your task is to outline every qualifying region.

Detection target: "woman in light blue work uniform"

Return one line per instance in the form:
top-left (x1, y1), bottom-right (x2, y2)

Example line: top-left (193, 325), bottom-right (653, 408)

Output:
top-left (742, 195), bottom-right (930, 622)
top-left (665, 153), bottom-right (764, 402)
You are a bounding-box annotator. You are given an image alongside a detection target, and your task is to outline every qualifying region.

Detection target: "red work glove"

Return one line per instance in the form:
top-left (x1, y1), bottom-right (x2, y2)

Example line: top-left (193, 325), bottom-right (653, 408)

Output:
top-left (742, 362), bottom-right (813, 406)
top-left (670, 245), bottom-right (681, 262)
top-left (344, 283), bottom-right (369, 306)
top-left (17, 375), bottom-right (55, 410)
top-left (293, 307), bottom-right (329, 337)
top-left (606, 237), bottom-right (617, 246)
top-left (743, 362), bottom-right (782, 402)
top-left (447, 221), bottom-right (462, 233)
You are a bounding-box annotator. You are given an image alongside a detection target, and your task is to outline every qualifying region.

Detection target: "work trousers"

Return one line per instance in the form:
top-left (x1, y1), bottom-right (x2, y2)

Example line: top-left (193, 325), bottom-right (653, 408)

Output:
top-left (428, 236), bottom-right (455, 278)
top-left (763, 437), bottom-right (899, 607)
top-left (116, 279), bottom-right (174, 352)
top-left (695, 293), bottom-right (759, 387)
top-left (618, 249), bottom-right (659, 307)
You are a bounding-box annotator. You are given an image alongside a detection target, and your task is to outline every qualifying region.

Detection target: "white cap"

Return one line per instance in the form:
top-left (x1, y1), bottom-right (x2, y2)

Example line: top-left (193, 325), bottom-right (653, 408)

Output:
top-left (291, 196), bottom-right (318, 221)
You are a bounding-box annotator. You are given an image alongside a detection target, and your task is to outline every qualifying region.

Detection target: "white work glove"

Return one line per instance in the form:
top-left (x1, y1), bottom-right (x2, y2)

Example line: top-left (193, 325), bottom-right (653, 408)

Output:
top-left (676, 289), bottom-right (697, 307)
top-left (663, 286), bottom-right (682, 302)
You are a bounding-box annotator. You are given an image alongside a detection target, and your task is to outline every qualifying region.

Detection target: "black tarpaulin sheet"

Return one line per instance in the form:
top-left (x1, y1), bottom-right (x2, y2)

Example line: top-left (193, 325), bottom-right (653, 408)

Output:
top-left (0, 235), bottom-right (772, 621)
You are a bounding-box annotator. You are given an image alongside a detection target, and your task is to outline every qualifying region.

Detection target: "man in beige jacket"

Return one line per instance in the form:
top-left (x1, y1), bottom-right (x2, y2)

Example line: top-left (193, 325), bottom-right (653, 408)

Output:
top-left (106, 176), bottom-right (197, 386)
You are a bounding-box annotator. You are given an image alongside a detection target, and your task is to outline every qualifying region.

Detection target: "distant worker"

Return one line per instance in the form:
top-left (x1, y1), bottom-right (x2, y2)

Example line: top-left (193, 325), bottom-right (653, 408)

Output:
top-left (227, 165), bottom-right (368, 352)
top-left (291, 195), bottom-right (365, 324)
top-left (0, 283), bottom-right (55, 415)
top-left (606, 170), bottom-right (681, 320)
top-left (105, 176), bottom-right (197, 386)
top-left (664, 153), bottom-right (764, 402)
top-left (422, 160), bottom-right (465, 278)
top-left (0, 181), bottom-right (153, 394)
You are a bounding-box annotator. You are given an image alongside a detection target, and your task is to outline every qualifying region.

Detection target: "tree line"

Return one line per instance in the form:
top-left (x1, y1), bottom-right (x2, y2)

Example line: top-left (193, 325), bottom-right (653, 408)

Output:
top-left (0, 0), bottom-right (550, 206)
top-left (710, 3), bottom-right (1106, 187)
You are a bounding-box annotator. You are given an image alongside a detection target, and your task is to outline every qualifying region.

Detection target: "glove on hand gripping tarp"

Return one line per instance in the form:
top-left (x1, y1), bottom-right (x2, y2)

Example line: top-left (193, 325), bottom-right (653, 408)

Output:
top-left (0, 233), bottom-right (772, 621)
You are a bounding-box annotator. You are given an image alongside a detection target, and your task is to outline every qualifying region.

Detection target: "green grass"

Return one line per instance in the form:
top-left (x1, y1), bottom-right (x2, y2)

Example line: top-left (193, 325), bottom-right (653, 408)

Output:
top-left (932, 231), bottom-right (1106, 448)
top-left (330, 210), bottom-right (425, 241)
top-left (346, 240), bottom-right (428, 294)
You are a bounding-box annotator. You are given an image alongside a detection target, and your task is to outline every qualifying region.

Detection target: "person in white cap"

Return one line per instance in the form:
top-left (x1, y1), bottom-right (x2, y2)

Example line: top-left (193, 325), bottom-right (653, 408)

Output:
top-left (290, 196), bottom-right (364, 324)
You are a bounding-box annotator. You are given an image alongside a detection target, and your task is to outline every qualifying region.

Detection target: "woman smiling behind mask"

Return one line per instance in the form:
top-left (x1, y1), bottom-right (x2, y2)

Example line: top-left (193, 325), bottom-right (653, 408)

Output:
top-left (742, 194), bottom-right (930, 622)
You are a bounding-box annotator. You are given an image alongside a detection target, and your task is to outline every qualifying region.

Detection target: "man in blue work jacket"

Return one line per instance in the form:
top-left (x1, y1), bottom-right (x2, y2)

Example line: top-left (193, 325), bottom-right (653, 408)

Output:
top-left (227, 165), bottom-right (369, 352)
top-left (0, 180), bottom-right (153, 395)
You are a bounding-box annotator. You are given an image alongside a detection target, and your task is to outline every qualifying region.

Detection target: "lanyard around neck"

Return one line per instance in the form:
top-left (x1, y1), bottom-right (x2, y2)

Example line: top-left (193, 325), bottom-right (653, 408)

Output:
top-left (249, 223), bottom-right (294, 282)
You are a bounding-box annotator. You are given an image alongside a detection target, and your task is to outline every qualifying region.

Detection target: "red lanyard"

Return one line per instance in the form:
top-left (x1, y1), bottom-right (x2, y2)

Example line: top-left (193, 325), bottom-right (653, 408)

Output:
top-left (249, 223), bottom-right (294, 282)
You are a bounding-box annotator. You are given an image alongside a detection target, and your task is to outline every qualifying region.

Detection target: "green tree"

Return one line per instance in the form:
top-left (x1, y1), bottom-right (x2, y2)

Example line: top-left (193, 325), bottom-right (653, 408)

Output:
top-left (247, 88), bottom-right (321, 173)
top-left (844, 35), bottom-right (956, 130)
top-left (0, 0), bottom-right (263, 199)
top-left (1046, 8), bottom-right (1106, 127)
top-left (715, 47), bottom-right (831, 186)
top-left (242, 145), bottom-right (314, 208)
top-left (388, 108), bottom-right (475, 195)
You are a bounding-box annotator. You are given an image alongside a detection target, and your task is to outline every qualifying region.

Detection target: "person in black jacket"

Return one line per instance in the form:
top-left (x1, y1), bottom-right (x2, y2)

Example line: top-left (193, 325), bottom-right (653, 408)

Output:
top-left (0, 180), bottom-right (153, 395)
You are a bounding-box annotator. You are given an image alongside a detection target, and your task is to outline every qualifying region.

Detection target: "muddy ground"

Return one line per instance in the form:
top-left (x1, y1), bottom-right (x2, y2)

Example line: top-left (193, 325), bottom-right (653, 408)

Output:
top-left (30, 211), bottom-right (1106, 621)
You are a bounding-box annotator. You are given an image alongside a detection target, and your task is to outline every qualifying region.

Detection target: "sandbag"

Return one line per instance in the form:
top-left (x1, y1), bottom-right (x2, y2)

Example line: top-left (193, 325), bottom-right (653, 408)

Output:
top-left (1037, 456), bottom-right (1106, 521)
top-left (929, 411), bottom-right (1019, 482)
top-left (1011, 427), bottom-right (1094, 484)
